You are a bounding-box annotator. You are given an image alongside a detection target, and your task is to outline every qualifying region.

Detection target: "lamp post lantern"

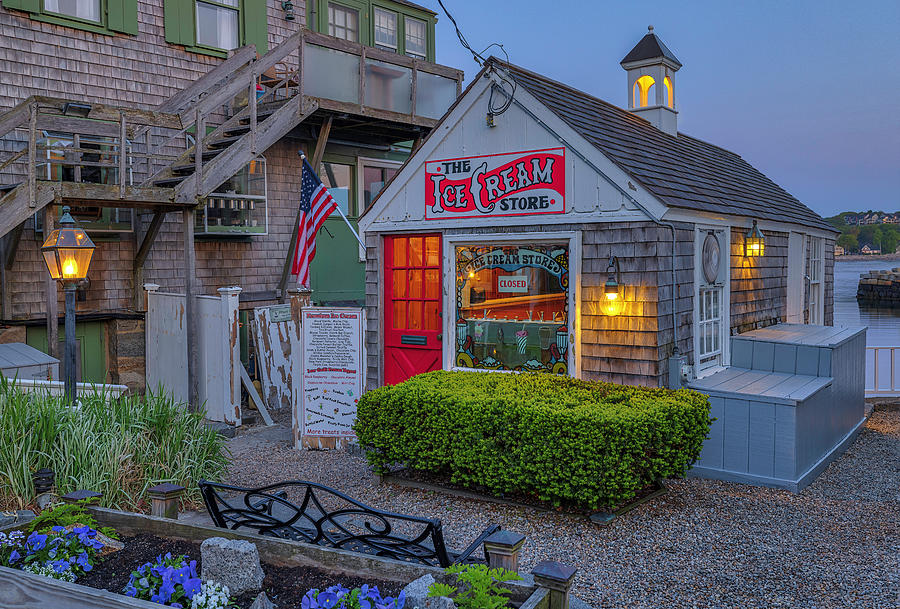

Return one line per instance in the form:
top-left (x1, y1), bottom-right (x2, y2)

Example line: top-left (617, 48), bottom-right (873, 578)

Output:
top-left (40, 206), bottom-right (95, 404)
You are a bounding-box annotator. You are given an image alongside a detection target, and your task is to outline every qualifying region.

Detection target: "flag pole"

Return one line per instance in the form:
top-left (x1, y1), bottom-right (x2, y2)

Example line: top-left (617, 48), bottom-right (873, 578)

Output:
top-left (331, 202), bottom-right (366, 251)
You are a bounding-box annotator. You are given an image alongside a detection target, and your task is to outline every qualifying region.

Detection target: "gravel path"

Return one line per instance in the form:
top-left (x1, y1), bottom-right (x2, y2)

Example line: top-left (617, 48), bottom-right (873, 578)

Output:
top-left (224, 409), bottom-right (900, 609)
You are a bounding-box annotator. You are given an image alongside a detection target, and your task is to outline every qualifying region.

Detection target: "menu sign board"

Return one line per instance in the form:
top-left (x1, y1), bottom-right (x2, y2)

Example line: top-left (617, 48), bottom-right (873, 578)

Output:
top-left (300, 307), bottom-right (365, 438)
top-left (425, 147), bottom-right (565, 220)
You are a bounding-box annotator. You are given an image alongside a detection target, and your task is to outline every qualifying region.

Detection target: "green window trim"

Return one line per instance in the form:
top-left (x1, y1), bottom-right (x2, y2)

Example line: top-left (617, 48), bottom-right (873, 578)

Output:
top-left (1, 0), bottom-right (138, 36)
top-left (164, 0), bottom-right (267, 58)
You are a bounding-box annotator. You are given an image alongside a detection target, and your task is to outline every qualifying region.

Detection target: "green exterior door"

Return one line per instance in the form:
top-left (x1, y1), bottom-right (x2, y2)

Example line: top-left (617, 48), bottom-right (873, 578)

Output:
top-left (26, 321), bottom-right (106, 384)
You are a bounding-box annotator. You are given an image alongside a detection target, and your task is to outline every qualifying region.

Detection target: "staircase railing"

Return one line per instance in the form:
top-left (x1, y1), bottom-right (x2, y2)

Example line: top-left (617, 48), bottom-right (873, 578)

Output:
top-left (867, 345), bottom-right (900, 398)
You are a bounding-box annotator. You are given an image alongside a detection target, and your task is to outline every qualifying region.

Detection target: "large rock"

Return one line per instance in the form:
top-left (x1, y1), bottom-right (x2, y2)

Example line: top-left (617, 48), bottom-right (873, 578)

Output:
top-left (402, 575), bottom-right (456, 609)
top-left (200, 537), bottom-right (264, 595)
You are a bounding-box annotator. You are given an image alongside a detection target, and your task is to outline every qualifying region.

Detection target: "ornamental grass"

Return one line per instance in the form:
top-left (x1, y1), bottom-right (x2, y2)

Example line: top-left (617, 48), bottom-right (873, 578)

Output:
top-left (0, 378), bottom-right (228, 510)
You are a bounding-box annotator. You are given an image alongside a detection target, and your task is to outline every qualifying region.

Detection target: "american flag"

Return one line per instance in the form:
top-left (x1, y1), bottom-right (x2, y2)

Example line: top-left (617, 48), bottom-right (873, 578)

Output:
top-left (291, 157), bottom-right (338, 286)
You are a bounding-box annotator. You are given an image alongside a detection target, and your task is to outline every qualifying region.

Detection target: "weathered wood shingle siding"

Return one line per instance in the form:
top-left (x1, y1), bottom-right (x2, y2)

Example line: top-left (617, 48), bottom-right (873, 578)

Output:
top-left (730, 227), bottom-right (788, 333)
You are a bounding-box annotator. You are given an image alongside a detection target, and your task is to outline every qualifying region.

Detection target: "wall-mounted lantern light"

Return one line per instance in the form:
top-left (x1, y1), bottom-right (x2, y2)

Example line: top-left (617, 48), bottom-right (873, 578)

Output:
top-left (281, 1), bottom-right (295, 20)
top-left (745, 220), bottom-right (765, 257)
top-left (602, 255), bottom-right (625, 316)
top-left (41, 206), bottom-right (95, 404)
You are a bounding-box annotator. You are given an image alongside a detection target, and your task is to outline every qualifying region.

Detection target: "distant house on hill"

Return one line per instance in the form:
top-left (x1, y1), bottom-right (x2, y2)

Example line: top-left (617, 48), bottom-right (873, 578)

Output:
top-left (834, 245), bottom-right (845, 256)
top-left (883, 214), bottom-right (900, 224)
top-left (843, 215), bottom-right (858, 225)
top-left (861, 244), bottom-right (881, 255)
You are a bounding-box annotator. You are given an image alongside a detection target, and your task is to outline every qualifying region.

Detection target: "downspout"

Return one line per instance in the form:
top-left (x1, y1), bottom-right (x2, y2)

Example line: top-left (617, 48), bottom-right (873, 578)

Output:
top-left (502, 85), bottom-right (684, 387)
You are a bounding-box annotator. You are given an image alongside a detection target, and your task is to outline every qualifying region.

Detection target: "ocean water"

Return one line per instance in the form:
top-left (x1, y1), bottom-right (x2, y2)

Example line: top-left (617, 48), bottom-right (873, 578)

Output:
top-left (834, 259), bottom-right (900, 346)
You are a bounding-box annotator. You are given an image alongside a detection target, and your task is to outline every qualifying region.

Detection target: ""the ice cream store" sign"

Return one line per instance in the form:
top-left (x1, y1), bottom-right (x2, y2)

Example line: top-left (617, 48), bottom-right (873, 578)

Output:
top-left (425, 147), bottom-right (565, 220)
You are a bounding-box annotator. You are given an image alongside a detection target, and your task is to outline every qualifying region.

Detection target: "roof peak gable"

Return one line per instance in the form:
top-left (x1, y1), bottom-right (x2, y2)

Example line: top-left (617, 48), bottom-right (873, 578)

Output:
top-left (620, 26), bottom-right (682, 69)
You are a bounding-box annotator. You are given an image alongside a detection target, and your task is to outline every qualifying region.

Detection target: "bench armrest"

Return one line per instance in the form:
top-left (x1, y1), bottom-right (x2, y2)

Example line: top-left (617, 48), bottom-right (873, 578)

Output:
top-left (453, 523), bottom-right (501, 564)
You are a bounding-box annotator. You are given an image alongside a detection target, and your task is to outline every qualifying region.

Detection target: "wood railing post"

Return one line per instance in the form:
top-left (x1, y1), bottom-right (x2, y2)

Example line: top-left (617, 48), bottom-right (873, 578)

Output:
top-left (119, 112), bottom-right (127, 198)
top-left (483, 531), bottom-right (526, 573)
top-left (298, 32), bottom-right (304, 101)
top-left (194, 108), bottom-right (204, 197)
top-left (148, 483), bottom-right (185, 519)
top-left (531, 562), bottom-right (577, 609)
top-left (249, 64), bottom-right (257, 154)
top-left (27, 101), bottom-right (36, 208)
top-left (410, 60), bottom-right (417, 119)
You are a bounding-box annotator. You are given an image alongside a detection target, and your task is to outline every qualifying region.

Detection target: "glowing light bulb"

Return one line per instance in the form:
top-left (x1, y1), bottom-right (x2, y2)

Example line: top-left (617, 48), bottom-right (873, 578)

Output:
top-left (62, 257), bottom-right (78, 278)
top-left (605, 292), bottom-right (618, 301)
top-left (468, 271), bottom-right (475, 278)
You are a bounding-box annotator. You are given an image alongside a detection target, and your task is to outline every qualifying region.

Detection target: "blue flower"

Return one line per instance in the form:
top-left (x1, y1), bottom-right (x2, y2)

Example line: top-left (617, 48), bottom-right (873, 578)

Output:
top-left (183, 577), bottom-right (202, 598)
top-left (27, 533), bottom-right (48, 551)
top-left (187, 559), bottom-right (198, 579)
top-left (319, 591), bottom-right (340, 609)
top-left (51, 526), bottom-right (65, 533)
top-left (302, 589), bottom-right (320, 609)
top-left (124, 584), bottom-right (137, 597)
top-left (76, 552), bottom-right (92, 572)
top-left (50, 559), bottom-right (70, 574)
top-left (8, 550), bottom-right (21, 563)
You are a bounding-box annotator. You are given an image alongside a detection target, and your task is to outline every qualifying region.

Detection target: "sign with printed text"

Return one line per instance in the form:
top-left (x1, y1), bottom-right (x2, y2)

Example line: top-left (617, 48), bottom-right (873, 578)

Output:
top-left (425, 147), bottom-right (565, 220)
top-left (300, 307), bottom-right (365, 438)
top-left (497, 275), bottom-right (529, 293)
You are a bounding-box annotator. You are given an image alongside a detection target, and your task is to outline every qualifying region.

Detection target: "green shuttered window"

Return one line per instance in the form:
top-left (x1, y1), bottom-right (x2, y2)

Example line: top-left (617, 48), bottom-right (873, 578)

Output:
top-left (164, 0), bottom-right (268, 57)
top-left (2, 0), bottom-right (137, 36)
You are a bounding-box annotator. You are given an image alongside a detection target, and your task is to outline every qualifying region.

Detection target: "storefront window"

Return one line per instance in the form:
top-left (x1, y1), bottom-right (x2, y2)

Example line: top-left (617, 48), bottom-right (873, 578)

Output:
top-left (455, 244), bottom-right (569, 374)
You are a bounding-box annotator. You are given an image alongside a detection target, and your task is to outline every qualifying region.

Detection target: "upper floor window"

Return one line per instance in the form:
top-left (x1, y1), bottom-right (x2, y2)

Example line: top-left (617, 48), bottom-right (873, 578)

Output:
top-left (196, 0), bottom-right (240, 50)
top-left (404, 17), bottom-right (426, 58)
top-left (44, 0), bottom-right (100, 22)
top-left (373, 7), bottom-right (397, 51)
top-left (328, 3), bottom-right (359, 42)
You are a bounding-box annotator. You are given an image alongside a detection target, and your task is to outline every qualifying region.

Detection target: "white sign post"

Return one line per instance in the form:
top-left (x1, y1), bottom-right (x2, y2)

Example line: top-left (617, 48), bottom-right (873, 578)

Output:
top-left (297, 306), bottom-right (365, 450)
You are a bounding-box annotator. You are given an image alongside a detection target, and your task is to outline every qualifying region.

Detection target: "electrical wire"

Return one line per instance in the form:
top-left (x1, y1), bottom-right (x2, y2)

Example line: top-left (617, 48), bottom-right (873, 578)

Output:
top-left (436, 0), bottom-right (516, 117)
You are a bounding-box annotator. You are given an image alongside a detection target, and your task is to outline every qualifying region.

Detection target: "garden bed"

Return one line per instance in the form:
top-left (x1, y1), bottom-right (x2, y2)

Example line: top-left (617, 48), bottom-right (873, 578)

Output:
top-left (78, 533), bottom-right (400, 609)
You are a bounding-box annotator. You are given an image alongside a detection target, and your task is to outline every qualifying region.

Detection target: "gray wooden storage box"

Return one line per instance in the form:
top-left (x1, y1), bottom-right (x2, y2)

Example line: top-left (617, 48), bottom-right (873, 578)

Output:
top-left (688, 324), bottom-right (866, 491)
top-left (0, 342), bottom-right (60, 382)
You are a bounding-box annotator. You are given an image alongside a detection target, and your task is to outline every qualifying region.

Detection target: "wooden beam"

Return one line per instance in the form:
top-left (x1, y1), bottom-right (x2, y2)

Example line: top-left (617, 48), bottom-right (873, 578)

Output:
top-left (277, 115), bottom-right (332, 299)
top-left (35, 115), bottom-right (125, 139)
top-left (158, 45), bottom-right (257, 115)
top-left (240, 363), bottom-right (273, 426)
top-left (0, 223), bottom-right (23, 319)
top-left (4, 222), bottom-right (24, 271)
top-left (44, 207), bottom-right (58, 360)
top-left (0, 100), bottom-right (31, 140)
top-left (184, 209), bottom-right (199, 410)
top-left (314, 97), bottom-right (439, 129)
top-left (132, 210), bottom-right (166, 311)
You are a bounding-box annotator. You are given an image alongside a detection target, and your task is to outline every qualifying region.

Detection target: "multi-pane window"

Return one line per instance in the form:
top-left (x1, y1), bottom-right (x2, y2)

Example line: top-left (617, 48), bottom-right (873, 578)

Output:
top-left (362, 164), bottom-right (399, 211)
top-left (373, 7), bottom-right (397, 51)
top-left (320, 161), bottom-right (353, 216)
top-left (44, 0), bottom-right (101, 21)
top-left (404, 17), bottom-right (426, 58)
top-left (196, 0), bottom-right (240, 50)
top-left (198, 158), bottom-right (268, 235)
top-left (808, 237), bottom-right (824, 324)
top-left (698, 286), bottom-right (723, 369)
top-left (328, 3), bottom-right (359, 42)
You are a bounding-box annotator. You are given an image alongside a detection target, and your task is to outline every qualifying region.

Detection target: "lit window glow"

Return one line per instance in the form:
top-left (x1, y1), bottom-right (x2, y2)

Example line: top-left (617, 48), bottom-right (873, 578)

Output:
top-left (633, 75), bottom-right (656, 107)
top-left (664, 76), bottom-right (674, 108)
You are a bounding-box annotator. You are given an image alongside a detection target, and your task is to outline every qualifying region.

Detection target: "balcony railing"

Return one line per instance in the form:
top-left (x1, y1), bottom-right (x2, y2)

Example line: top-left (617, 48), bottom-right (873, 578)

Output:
top-left (866, 346), bottom-right (900, 397)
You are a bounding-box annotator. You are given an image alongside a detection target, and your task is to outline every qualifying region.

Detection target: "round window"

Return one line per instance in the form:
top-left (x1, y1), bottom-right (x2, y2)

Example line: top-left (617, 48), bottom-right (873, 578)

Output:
top-left (702, 233), bottom-right (720, 284)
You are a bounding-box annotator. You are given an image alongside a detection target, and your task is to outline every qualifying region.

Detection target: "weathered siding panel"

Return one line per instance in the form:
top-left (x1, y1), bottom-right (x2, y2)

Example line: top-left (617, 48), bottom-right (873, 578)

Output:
top-left (730, 227), bottom-right (788, 333)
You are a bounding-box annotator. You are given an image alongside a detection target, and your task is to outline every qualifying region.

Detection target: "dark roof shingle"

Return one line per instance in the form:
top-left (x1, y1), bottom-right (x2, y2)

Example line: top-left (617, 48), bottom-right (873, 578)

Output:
top-left (490, 59), bottom-right (835, 232)
top-left (620, 29), bottom-right (682, 68)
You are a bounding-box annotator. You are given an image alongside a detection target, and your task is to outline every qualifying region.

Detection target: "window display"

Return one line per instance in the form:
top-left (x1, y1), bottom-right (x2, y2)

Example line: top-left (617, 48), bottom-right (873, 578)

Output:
top-left (454, 244), bottom-right (569, 374)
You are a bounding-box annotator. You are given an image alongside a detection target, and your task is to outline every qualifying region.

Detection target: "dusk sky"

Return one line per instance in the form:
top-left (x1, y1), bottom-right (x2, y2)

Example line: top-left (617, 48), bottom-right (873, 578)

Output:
top-left (428, 1), bottom-right (900, 218)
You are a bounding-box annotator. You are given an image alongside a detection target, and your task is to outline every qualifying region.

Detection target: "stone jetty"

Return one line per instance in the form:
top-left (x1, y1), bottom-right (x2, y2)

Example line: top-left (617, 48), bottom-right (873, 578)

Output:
top-left (857, 268), bottom-right (900, 304)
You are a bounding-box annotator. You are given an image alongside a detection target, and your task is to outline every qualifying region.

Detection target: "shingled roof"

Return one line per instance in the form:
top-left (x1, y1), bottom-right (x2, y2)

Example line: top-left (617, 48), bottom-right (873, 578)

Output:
top-left (488, 59), bottom-right (835, 232)
top-left (621, 27), bottom-right (682, 68)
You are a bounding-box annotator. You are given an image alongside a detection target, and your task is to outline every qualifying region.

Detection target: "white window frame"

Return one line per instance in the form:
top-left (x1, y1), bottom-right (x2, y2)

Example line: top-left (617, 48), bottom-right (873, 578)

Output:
top-left (373, 7), bottom-right (398, 51)
top-left (693, 226), bottom-right (731, 378)
top-left (404, 16), bottom-right (427, 59)
top-left (328, 2), bottom-right (359, 42)
top-left (442, 231), bottom-right (582, 380)
top-left (356, 157), bottom-right (402, 261)
top-left (195, 0), bottom-right (241, 51)
top-left (43, 0), bottom-right (102, 23)
top-left (807, 236), bottom-right (824, 325)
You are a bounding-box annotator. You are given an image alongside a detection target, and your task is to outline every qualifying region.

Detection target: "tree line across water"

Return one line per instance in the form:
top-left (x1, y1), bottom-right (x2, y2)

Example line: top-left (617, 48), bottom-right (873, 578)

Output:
top-left (827, 211), bottom-right (900, 254)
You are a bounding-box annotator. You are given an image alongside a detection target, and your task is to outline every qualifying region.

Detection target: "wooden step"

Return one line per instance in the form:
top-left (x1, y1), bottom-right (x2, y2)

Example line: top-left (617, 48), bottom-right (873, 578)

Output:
top-left (206, 135), bottom-right (243, 149)
top-left (238, 110), bottom-right (275, 125)
top-left (169, 152), bottom-right (224, 174)
top-left (223, 125), bottom-right (251, 137)
top-left (153, 176), bottom-right (188, 188)
top-left (0, 182), bottom-right (22, 195)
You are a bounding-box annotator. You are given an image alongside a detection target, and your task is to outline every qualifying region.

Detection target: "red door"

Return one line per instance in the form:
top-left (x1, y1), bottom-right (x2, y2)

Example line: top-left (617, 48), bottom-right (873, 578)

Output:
top-left (384, 234), bottom-right (442, 384)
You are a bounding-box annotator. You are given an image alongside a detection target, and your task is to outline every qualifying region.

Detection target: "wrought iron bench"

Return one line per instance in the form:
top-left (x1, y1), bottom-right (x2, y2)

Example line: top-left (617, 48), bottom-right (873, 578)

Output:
top-left (198, 480), bottom-right (500, 568)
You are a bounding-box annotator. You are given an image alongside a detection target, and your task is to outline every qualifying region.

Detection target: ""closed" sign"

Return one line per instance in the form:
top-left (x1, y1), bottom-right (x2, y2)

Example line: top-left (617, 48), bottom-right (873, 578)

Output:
top-left (498, 275), bottom-right (528, 293)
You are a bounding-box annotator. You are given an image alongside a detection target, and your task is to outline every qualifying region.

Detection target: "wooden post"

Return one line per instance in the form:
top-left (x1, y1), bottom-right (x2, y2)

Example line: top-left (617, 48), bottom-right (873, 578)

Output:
top-left (132, 210), bottom-right (166, 310)
top-left (72, 133), bottom-right (81, 183)
top-left (148, 483), bottom-right (185, 519)
top-left (288, 287), bottom-right (312, 449)
top-left (44, 207), bottom-right (58, 359)
top-left (249, 67), bottom-right (257, 154)
top-left (119, 112), bottom-right (127, 198)
top-left (531, 562), bottom-right (577, 609)
top-left (2, 223), bottom-right (24, 319)
top-left (483, 531), bottom-right (526, 573)
top-left (27, 102), bottom-right (36, 209)
top-left (194, 109), bottom-right (204, 198)
top-left (410, 60), bottom-right (417, 118)
top-left (61, 490), bottom-right (102, 506)
top-left (358, 48), bottom-right (366, 107)
top-left (184, 208), bottom-right (199, 410)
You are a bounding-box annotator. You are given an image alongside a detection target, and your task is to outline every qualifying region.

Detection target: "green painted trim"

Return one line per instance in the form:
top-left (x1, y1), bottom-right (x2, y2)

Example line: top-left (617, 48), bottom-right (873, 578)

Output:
top-left (31, 12), bottom-right (113, 35)
top-left (26, 320), bottom-right (108, 384)
top-left (183, 44), bottom-right (229, 58)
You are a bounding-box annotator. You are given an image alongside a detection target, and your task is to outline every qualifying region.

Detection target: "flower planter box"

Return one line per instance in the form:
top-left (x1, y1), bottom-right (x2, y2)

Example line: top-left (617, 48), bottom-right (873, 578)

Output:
top-left (0, 508), bottom-right (560, 609)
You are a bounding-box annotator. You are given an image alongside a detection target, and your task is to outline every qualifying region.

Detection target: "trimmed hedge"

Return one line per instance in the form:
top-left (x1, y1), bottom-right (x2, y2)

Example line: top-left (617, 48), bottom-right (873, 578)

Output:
top-left (355, 371), bottom-right (712, 509)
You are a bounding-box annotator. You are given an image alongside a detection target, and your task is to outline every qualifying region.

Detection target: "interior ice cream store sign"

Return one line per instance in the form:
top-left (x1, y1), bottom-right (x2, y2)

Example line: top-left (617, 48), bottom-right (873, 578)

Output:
top-left (426, 148), bottom-right (565, 219)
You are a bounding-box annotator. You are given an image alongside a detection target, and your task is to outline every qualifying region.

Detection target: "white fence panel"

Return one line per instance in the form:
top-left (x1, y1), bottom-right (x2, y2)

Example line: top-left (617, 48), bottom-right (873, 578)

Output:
top-left (145, 284), bottom-right (242, 424)
top-left (865, 346), bottom-right (900, 398)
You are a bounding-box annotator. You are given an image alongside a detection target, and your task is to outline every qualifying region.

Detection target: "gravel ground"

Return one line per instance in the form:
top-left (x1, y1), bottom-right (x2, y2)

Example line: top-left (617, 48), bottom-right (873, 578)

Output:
top-left (224, 409), bottom-right (900, 609)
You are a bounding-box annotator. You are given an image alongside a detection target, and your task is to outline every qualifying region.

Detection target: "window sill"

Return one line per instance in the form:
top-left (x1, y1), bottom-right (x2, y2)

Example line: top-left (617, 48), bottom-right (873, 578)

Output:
top-left (31, 13), bottom-right (117, 36)
top-left (183, 45), bottom-right (230, 59)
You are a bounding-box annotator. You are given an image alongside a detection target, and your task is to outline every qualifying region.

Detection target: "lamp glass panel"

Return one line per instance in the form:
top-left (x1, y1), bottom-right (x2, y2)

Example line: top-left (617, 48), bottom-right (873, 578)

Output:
top-left (42, 250), bottom-right (62, 279)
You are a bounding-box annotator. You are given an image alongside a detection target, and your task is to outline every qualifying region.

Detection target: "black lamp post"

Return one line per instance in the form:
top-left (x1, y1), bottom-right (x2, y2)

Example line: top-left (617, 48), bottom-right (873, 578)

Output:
top-left (40, 206), bottom-right (95, 404)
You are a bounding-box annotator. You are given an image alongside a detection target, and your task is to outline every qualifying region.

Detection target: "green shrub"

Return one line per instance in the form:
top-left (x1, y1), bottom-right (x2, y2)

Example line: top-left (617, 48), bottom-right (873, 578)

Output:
top-left (0, 379), bottom-right (229, 510)
top-left (429, 564), bottom-right (522, 609)
top-left (355, 371), bottom-right (711, 509)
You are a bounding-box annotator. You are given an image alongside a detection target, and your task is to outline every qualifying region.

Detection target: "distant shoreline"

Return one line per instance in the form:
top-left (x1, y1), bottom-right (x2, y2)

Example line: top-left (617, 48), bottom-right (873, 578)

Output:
top-left (836, 254), bottom-right (900, 262)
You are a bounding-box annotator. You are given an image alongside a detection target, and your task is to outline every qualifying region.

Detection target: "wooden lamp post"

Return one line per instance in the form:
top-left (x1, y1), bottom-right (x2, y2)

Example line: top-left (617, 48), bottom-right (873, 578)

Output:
top-left (40, 206), bottom-right (95, 404)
